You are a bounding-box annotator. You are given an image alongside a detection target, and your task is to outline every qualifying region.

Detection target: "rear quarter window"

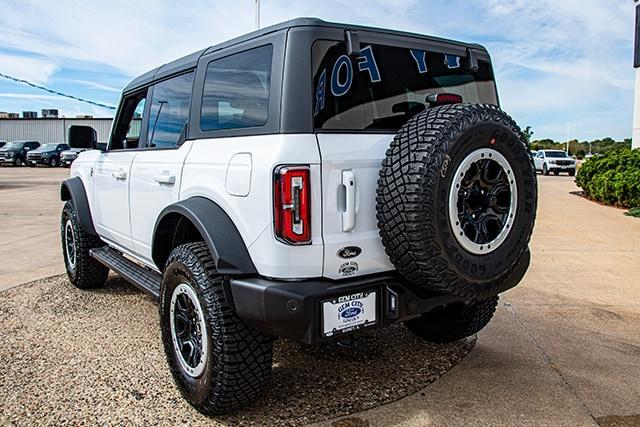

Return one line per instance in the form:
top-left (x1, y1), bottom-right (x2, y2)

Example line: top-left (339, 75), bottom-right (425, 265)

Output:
top-left (200, 45), bottom-right (273, 132)
top-left (312, 41), bottom-right (498, 131)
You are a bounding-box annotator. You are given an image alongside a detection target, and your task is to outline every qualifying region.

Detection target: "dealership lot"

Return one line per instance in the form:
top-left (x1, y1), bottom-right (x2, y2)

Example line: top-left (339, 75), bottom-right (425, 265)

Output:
top-left (1, 168), bottom-right (639, 425)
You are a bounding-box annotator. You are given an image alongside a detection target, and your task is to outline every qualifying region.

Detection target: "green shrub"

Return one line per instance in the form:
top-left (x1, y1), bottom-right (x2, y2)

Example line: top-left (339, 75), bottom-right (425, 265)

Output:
top-left (575, 148), bottom-right (640, 208)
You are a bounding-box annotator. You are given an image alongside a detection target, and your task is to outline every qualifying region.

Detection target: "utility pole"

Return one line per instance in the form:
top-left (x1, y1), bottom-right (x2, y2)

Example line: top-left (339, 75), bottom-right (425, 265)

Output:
top-left (633, 1), bottom-right (640, 148)
top-left (255, 0), bottom-right (261, 29)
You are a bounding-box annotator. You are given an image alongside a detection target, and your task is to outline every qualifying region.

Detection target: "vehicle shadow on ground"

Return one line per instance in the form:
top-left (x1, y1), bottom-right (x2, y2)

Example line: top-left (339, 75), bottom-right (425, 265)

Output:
top-left (0, 275), bottom-right (474, 426)
top-left (96, 276), bottom-right (476, 425)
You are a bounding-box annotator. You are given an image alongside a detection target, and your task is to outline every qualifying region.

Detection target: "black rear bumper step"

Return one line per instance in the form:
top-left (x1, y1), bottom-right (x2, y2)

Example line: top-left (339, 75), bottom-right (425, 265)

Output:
top-left (229, 275), bottom-right (472, 345)
top-left (90, 247), bottom-right (161, 300)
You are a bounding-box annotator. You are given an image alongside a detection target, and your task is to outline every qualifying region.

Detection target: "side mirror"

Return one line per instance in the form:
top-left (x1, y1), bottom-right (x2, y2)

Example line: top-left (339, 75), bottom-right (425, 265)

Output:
top-left (68, 125), bottom-right (98, 149)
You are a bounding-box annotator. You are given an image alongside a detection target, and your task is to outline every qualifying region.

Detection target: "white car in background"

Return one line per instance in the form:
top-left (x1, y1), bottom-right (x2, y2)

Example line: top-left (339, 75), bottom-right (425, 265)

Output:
top-left (534, 150), bottom-right (576, 176)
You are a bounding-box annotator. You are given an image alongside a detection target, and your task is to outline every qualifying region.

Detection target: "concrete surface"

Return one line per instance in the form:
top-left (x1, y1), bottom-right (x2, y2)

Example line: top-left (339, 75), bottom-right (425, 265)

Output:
top-left (0, 166), bottom-right (68, 291)
top-left (1, 167), bottom-right (639, 426)
top-left (326, 175), bottom-right (640, 426)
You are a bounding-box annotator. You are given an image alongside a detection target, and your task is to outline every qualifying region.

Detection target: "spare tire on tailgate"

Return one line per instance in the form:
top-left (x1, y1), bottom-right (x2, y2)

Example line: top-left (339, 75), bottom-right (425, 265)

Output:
top-left (376, 103), bottom-right (537, 299)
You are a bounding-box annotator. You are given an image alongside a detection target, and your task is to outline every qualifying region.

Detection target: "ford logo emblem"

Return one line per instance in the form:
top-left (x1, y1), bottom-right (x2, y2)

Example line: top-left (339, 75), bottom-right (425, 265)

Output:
top-left (338, 246), bottom-right (362, 259)
top-left (341, 307), bottom-right (362, 319)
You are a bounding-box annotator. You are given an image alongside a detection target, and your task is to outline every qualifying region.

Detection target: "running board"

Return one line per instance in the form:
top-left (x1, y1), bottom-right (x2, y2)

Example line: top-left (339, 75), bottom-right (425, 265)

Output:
top-left (90, 247), bottom-right (161, 301)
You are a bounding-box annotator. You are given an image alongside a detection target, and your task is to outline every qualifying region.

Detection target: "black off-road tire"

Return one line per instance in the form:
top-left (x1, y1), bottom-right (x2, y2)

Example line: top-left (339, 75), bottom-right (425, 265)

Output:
top-left (14, 157), bottom-right (24, 167)
top-left (61, 201), bottom-right (108, 289)
top-left (376, 104), bottom-right (537, 299)
top-left (406, 297), bottom-right (499, 343)
top-left (160, 242), bottom-right (273, 414)
top-left (49, 157), bottom-right (59, 167)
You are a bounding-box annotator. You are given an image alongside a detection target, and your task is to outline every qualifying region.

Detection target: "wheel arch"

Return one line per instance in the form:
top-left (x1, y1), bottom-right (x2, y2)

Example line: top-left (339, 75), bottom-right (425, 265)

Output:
top-left (152, 197), bottom-right (257, 275)
top-left (60, 177), bottom-right (98, 236)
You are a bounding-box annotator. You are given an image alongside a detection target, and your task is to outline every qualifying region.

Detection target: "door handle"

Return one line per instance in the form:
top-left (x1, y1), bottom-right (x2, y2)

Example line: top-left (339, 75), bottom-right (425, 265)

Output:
top-left (112, 169), bottom-right (127, 180)
top-left (154, 172), bottom-right (176, 185)
top-left (341, 170), bottom-right (356, 232)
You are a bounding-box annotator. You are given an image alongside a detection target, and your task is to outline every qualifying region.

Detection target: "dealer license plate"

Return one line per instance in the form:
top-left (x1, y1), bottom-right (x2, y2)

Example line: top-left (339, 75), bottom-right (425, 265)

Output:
top-left (322, 291), bottom-right (376, 337)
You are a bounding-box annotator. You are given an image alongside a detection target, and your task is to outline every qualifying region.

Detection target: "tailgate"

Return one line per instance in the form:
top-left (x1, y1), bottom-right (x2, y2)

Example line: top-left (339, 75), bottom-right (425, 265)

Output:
top-left (316, 133), bottom-right (395, 279)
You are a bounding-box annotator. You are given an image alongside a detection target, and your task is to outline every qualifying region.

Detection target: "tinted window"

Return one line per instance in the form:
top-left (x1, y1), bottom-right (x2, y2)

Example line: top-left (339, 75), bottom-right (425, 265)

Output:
top-left (312, 41), bottom-right (498, 131)
top-left (147, 72), bottom-right (194, 148)
top-left (545, 151), bottom-right (568, 158)
top-left (111, 90), bottom-right (147, 150)
top-left (200, 45), bottom-right (272, 131)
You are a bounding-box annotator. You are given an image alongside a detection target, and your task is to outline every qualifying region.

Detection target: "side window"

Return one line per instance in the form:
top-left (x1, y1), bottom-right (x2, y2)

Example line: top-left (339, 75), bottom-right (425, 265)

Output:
top-left (111, 91), bottom-right (147, 150)
top-left (147, 72), bottom-right (194, 148)
top-left (200, 45), bottom-right (272, 131)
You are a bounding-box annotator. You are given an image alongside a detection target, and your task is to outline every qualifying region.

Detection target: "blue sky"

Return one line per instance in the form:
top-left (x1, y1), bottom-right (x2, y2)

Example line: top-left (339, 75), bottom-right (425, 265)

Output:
top-left (0, 0), bottom-right (635, 141)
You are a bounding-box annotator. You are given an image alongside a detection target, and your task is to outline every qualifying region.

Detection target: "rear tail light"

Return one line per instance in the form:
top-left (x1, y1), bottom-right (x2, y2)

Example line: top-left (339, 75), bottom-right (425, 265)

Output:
top-left (426, 93), bottom-right (463, 106)
top-left (274, 165), bottom-right (311, 245)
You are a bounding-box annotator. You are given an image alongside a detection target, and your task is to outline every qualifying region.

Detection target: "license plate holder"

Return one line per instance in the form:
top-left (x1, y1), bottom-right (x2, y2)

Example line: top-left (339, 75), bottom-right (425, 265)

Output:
top-left (321, 290), bottom-right (377, 337)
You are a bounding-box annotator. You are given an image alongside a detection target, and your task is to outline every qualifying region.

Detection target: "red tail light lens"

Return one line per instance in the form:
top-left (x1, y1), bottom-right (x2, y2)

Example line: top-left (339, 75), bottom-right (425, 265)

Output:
top-left (426, 93), bottom-right (463, 106)
top-left (274, 166), bottom-right (311, 245)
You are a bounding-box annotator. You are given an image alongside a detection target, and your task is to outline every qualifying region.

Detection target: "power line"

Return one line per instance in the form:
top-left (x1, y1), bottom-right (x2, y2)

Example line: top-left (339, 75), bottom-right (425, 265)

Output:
top-left (0, 72), bottom-right (117, 110)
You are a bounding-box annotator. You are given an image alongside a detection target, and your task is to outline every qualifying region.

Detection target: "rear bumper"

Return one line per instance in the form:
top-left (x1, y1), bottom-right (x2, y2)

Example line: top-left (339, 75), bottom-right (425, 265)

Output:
top-left (229, 249), bottom-right (529, 344)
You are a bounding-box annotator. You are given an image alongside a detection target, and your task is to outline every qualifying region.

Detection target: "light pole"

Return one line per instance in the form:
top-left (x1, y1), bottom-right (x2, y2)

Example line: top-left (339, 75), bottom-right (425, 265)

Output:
top-left (633, 0), bottom-right (640, 149)
top-left (255, 0), bottom-right (261, 29)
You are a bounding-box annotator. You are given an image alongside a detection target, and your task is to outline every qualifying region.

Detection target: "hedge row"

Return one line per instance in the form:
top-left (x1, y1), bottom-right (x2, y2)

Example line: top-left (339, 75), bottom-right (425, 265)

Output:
top-left (575, 148), bottom-right (640, 208)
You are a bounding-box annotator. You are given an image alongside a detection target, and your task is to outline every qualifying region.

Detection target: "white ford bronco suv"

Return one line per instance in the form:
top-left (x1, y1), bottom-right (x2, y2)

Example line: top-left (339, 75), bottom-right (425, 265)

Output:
top-left (60, 18), bottom-right (537, 414)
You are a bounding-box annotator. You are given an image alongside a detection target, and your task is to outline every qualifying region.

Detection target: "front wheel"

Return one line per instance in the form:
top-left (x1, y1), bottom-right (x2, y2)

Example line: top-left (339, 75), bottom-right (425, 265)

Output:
top-left (61, 201), bottom-right (108, 289)
top-left (543, 164), bottom-right (549, 175)
top-left (406, 297), bottom-right (499, 343)
top-left (49, 157), bottom-right (59, 167)
top-left (568, 169), bottom-right (575, 176)
top-left (160, 242), bottom-right (273, 414)
top-left (14, 157), bottom-right (24, 167)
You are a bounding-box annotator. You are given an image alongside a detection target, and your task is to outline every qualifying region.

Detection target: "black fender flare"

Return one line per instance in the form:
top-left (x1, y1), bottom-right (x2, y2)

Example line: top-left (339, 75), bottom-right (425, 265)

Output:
top-left (153, 197), bottom-right (258, 275)
top-left (60, 177), bottom-right (98, 236)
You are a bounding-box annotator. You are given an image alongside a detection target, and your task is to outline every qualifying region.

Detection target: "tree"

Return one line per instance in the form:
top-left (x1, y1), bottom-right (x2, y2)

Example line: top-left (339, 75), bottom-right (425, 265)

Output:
top-left (522, 126), bottom-right (534, 144)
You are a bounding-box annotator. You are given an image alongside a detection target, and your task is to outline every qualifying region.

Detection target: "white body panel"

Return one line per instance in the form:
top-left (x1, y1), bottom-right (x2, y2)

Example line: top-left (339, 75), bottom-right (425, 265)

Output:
top-left (129, 142), bottom-right (193, 264)
top-left (315, 133), bottom-right (395, 279)
top-left (180, 134), bottom-right (324, 279)
top-left (72, 132), bottom-right (397, 281)
top-left (91, 151), bottom-right (138, 249)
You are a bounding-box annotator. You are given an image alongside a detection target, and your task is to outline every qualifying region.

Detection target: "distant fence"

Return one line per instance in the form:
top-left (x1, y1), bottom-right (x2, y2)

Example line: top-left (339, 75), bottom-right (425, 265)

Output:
top-left (0, 118), bottom-right (115, 144)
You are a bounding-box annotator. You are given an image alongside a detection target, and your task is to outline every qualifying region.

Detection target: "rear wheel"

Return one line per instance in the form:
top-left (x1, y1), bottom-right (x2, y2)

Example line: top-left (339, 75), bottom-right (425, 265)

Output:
top-left (61, 201), bottom-right (108, 289)
top-left (406, 297), bottom-right (499, 343)
top-left (160, 242), bottom-right (273, 414)
top-left (376, 104), bottom-right (537, 299)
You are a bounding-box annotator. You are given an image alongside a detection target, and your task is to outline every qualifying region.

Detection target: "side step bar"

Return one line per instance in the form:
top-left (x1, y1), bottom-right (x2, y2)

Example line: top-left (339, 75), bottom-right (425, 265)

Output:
top-left (90, 247), bottom-right (162, 301)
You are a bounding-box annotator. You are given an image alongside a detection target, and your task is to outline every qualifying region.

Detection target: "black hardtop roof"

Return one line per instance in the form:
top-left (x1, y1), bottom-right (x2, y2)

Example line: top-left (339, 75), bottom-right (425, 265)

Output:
top-left (123, 17), bottom-right (487, 94)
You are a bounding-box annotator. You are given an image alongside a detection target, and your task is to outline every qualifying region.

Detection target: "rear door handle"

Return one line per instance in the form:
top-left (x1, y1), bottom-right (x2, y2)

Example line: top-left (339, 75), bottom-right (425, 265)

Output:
top-left (341, 170), bottom-right (356, 232)
top-left (154, 172), bottom-right (176, 185)
top-left (112, 169), bottom-right (127, 180)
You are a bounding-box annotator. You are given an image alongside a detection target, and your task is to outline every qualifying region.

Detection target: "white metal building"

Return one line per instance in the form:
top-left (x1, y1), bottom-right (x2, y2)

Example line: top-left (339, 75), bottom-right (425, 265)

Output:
top-left (0, 118), bottom-right (114, 144)
top-left (634, 2), bottom-right (640, 149)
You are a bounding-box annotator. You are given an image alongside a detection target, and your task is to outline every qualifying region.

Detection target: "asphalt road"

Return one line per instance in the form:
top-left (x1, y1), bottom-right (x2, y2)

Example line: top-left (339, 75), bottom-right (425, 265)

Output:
top-left (1, 166), bottom-right (639, 426)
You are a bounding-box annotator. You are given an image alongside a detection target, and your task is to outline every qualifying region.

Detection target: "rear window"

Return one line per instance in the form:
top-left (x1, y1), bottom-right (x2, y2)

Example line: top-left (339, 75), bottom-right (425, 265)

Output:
top-left (312, 41), bottom-right (498, 131)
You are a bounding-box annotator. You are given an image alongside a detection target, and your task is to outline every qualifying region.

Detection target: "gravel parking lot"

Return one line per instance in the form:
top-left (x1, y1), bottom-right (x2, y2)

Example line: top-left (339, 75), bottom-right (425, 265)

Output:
top-left (1, 168), bottom-right (639, 426)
